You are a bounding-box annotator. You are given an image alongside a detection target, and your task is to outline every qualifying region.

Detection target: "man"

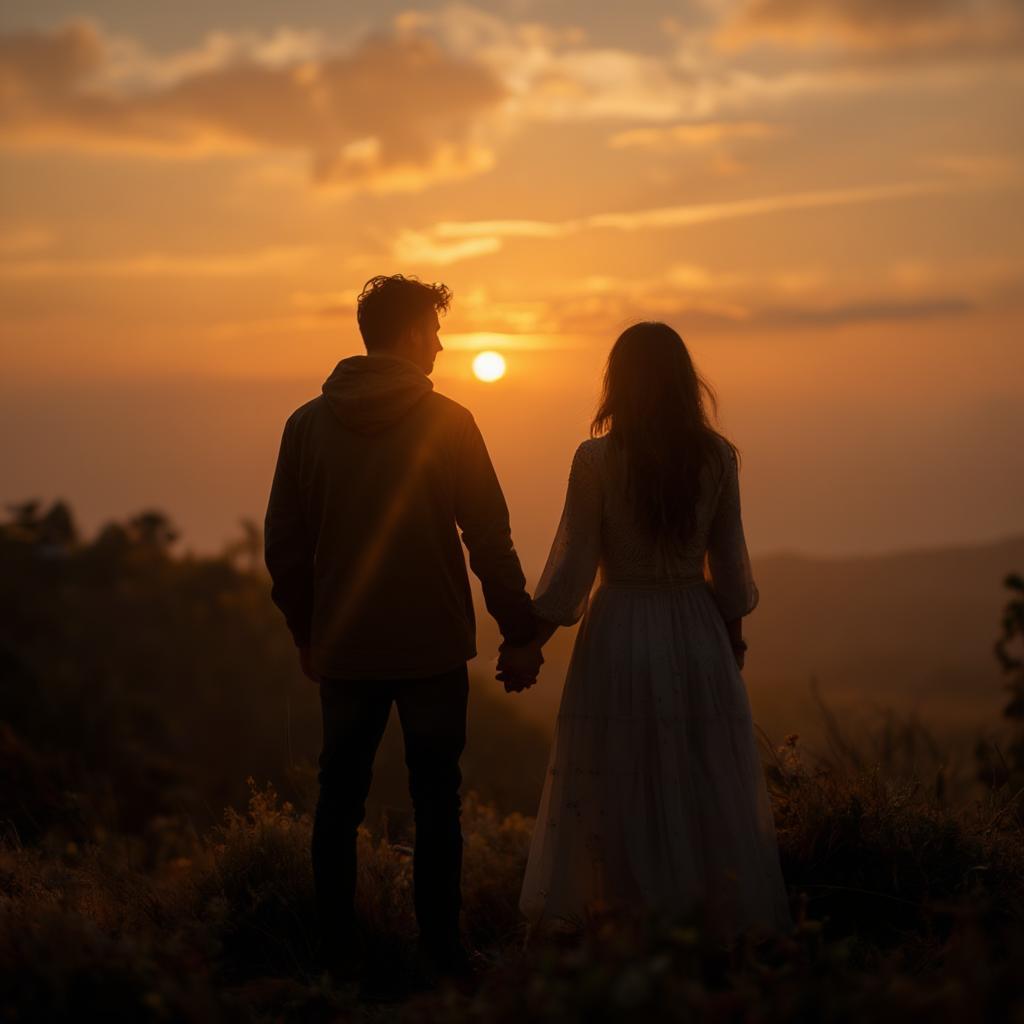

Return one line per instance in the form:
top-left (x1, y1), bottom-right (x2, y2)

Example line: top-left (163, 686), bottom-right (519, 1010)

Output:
top-left (264, 274), bottom-right (542, 987)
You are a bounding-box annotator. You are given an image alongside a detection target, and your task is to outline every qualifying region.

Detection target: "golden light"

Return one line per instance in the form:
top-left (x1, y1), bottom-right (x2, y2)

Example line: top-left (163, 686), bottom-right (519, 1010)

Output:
top-left (472, 350), bottom-right (507, 382)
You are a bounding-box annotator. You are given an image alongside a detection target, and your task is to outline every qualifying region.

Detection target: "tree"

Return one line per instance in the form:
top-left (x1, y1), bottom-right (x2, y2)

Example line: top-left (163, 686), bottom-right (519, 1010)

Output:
top-left (996, 574), bottom-right (1024, 773)
top-left (977, 574), bottom-right (1024, 793)
top-left (127, 510), bottom-right (179, 552)
top-left (222, 518), bottom-right (264, 575)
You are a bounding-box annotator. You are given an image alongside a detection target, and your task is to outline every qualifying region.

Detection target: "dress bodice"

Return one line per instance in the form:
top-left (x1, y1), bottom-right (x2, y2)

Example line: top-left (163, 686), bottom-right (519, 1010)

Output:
top-left (532, 434), bottom-right (759, 625)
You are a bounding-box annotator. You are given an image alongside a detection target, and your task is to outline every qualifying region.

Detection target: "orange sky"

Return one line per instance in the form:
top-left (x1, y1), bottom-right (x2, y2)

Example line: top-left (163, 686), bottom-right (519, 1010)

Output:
top-left (1, 1), bottom-right (1022, 575)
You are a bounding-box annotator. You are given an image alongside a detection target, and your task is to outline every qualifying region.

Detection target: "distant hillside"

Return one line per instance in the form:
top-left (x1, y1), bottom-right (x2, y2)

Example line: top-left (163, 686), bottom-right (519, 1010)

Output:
top-left (473, 535), bottom-right (1024, 750)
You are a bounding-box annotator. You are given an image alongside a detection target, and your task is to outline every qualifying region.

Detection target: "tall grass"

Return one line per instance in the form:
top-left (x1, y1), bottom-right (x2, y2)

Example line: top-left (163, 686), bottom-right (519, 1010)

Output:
top-left (2, 713), bottom-right (1023, 1021)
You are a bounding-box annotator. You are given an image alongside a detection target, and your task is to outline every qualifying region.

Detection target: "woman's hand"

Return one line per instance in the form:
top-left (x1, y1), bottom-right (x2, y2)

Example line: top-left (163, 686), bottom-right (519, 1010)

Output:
top-left (732, 640), bottom-right (747, 670)
top-left (725, 618), bottom-right (747, 670)
top-left (298, 646), bottom-right (321, 684)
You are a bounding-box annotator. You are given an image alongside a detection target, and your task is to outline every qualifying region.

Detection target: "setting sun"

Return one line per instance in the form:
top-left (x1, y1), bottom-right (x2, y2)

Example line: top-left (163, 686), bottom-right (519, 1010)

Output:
top-left (472, 350), bottom-right (507, 382)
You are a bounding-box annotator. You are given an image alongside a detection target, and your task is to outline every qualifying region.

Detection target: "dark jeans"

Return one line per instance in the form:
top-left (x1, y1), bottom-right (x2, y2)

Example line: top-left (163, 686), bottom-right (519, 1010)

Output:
top-left (312, 663), bottom-right (469, 953)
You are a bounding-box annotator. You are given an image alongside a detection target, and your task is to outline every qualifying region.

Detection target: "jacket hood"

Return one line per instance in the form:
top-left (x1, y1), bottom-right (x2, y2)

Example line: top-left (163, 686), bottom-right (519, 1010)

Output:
top-left (322, 354), bottom-right (433, 434)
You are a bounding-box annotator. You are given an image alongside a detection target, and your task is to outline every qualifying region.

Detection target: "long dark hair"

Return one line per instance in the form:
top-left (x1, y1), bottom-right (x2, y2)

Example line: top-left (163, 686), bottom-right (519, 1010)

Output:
top-left (591, 321), bottom-right (735, 547)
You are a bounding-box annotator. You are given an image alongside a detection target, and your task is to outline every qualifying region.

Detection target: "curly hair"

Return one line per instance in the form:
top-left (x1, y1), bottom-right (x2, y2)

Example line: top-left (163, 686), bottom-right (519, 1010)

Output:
top-left (356, 274), bottom-right (452, 351)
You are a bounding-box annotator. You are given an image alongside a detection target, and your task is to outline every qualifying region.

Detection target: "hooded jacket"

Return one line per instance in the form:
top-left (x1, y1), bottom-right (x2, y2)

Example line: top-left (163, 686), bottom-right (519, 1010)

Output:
top-left (264, 353), bottom-right (536, 679)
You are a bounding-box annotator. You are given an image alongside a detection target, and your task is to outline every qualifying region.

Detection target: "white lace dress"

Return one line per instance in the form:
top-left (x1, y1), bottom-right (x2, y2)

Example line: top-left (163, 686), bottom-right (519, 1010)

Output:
top-left (519, 435), bottom-right (792, 939)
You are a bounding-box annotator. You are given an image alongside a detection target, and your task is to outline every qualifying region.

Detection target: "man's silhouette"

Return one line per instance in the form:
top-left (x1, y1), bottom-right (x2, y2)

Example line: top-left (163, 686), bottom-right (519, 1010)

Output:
top-left (264, 275), bottom-right (541, 985)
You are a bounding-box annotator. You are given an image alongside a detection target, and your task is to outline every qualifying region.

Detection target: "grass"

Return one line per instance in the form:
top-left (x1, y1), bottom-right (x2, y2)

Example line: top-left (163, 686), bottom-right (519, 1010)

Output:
top-left (1, 725), bottom-right (1023, 1022)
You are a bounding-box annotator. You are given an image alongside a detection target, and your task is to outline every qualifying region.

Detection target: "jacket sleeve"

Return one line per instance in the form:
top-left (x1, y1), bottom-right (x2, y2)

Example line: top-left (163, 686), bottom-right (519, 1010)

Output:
top-left (454, 413), bottom-right (537, 646)
top-left (264, 417), bottom-right (314, 647)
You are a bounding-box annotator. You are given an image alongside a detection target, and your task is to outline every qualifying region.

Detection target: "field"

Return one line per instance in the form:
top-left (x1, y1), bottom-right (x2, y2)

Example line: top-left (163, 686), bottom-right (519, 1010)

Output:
top-left (2, 504), bottom-right (1023, 1021)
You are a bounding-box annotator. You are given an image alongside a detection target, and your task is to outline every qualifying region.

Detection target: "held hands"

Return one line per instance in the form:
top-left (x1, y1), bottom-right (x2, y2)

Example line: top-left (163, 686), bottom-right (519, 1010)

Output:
top-left (497, 640), bottom-right (544, 694)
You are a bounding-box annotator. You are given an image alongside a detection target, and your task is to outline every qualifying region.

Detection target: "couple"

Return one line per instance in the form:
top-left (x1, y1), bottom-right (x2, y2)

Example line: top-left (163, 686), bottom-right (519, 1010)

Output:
top-left (264, 274), bottom-right (792, 985)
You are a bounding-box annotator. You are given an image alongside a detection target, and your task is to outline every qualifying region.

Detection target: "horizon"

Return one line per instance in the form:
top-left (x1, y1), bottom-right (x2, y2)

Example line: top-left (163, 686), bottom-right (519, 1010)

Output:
top-left (10, 484), bottom-right (1024, 571)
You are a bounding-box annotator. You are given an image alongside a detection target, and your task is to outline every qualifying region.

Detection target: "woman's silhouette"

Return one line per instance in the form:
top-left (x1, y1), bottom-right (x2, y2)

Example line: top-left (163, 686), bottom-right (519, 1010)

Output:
top-left (513, 321), bottom-right (792, 941)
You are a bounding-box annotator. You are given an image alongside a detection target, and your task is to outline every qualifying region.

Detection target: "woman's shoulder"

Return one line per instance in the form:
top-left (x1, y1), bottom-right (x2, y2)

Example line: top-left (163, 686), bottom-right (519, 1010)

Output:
top-left (708, 431), bottom-right (739, 471)
top-left (699, 432), bottom-right (738, 501)
top-left (709, 430), bottom-right (735, 455)
top-left (572, 435), bottom-right (610, 469)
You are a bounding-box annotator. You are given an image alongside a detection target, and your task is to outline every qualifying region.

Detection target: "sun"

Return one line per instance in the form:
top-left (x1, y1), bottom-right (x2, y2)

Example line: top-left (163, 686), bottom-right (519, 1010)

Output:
top-left (472, 350), bottom-right (507, 382)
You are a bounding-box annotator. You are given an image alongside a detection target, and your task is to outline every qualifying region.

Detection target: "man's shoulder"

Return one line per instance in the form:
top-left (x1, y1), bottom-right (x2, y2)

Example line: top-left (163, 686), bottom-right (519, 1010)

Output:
top-left (284, 395), bottom-right (326, 431)
top-left (282, 389), bottom-right (474, 439)
top-left (423, 390), bottom-right (475, 427)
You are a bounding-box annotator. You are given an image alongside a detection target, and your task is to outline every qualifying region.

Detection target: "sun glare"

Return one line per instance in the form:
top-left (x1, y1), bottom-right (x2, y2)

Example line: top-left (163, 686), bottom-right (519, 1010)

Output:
top-left (472, 350), bottom-right (507, 382)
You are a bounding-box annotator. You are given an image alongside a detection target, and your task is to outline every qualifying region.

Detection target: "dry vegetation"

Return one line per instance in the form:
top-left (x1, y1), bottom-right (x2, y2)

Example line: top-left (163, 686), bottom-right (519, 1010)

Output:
top-left (3, 749), bottom-right (1022, 1022)
top-left (2, 505), bottom-right (1023, 1021)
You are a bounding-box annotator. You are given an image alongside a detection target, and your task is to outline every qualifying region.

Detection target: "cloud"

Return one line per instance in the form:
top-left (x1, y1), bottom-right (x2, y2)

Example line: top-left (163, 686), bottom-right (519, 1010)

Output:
top-left (0, 245), bottom-right (314, 279)
top-left (0, 225), bottom-right (56, 256)
top-left (547, 294), bottom-right (977, 334)
top-left (608, 120), bottom-right (784, 149)
top-left (719, 0), bottom-right (1024, 55)
top-left (96, 27), bottom-right (330, 90)
top-left (487, 262), bottom-right (988, 335)
top-left (0, 21), bottom-right (505, 191)
top-left (290, 288), bottom-right (360, 317)
top-left (407, 5), bottom-right (941, 130)
top-left (392, 231), bottom-right (504, 267)
top-left (396, 179), bottom-right (957, 264)
top-left (408, 4), bottom-right (1016, 133)
top-left (400, 5), bottom-right (705, 122)
top-left (2, 7), bottom-right (1007, 201)
top-left (405, 257), bottom-right (1010, 337)
top-left (607, 119), bottom-right (788, 176)
top-left (923, 153), bottom-right (1021, 184)
top-left (432, 331), bottom-right (560, 352)
top-left (755, 297), bottom-right (975, 325)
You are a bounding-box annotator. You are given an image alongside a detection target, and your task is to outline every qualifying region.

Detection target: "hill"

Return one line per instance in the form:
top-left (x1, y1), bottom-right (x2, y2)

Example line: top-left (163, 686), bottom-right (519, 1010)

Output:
top-left (474, 534), bottom-right (1024, 752)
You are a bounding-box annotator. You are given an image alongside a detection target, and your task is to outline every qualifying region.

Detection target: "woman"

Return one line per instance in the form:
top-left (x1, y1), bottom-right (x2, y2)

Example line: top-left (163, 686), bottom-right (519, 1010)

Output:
top-left (511, 322), bottom-right (792, 942)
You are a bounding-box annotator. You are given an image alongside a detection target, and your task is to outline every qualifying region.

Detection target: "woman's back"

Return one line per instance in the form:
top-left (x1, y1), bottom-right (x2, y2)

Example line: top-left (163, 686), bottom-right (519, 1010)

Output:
top-left (594, 433), bottom-right (729, 579)
top-left (533, 432), bottom-right (758, 628)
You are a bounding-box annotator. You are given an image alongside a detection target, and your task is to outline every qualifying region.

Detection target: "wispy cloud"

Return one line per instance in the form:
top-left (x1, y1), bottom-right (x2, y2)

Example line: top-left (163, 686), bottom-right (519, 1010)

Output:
top-left (435, 332), bottom-right (562, 352)
top-left (755, 297), bottom-right (975, 326)
top-left (608, 121), bottom-right (784, 150)
top-left (0, 226), bottom-right (56, 257)
top-left (398, 179), bottom-right (959, 264)
top-left (416, 257), bottom-right (1016, 337)
top-left (392, 231), bottom-right (504, 267)
top-left (0, 245), bottom-right (314, 279)
top-left (719, 0), bottom-right (1024, 56)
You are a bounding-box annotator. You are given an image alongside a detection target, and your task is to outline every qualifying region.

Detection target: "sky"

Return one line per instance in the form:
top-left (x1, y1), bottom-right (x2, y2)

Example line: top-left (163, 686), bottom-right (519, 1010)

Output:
top-left (1, 0), bottom-right (1022, 578)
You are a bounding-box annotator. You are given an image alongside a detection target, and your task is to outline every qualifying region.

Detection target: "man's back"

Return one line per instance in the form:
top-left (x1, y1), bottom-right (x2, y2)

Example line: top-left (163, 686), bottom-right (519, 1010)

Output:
top-left (265, 353), bottom-right (534, 679)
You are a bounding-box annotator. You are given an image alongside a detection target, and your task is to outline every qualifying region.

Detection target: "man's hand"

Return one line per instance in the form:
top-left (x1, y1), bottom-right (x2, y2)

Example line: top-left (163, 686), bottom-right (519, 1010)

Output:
top-left (497, 641), bottom-right (543, 693)
top-left (298, 646), bottom-right (321, 684)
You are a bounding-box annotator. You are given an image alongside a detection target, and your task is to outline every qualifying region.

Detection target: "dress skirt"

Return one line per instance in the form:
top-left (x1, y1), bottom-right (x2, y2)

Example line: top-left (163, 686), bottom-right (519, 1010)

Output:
top-left (519, 579), bottom-right (793, 939)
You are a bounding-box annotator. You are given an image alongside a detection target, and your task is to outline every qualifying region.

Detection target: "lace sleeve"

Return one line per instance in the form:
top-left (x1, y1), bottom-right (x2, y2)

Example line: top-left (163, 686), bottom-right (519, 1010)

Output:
top-left (706, 446), bottom-right (759, 622)
top-left (532, 442), bottom-right (603, 626)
